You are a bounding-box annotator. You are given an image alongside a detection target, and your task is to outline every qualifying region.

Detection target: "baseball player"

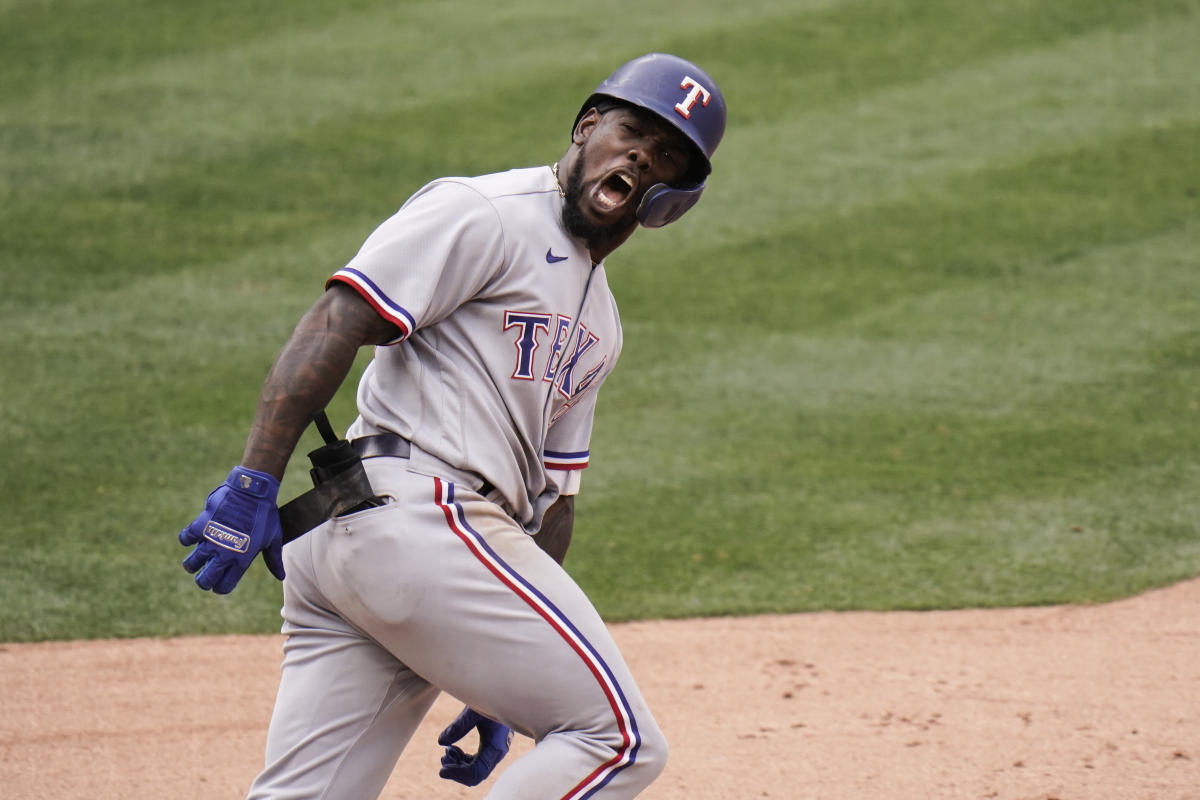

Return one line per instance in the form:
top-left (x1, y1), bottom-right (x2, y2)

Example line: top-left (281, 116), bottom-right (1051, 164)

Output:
top-left (177, 53), bottom-right (726, 799)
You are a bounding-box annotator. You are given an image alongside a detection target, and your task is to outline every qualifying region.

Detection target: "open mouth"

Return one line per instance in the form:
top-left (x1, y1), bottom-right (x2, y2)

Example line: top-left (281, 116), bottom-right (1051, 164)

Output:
top-left (594, 170), bottom-right (636, 212)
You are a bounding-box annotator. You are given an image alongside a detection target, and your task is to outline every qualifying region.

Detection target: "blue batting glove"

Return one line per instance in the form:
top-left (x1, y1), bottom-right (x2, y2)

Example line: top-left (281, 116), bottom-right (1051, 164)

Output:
top-left (437, 706), bottom-right (514, 787)
top-left (179, 466), bottom-right (285, 594)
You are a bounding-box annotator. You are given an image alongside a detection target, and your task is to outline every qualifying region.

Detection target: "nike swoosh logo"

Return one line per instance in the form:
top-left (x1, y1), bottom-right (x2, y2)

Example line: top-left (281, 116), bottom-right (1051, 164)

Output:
top-left (545, 249), bottom-right (568, 263)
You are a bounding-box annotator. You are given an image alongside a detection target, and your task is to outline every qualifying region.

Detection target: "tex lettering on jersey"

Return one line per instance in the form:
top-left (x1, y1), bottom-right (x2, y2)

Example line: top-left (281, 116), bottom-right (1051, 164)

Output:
top-left (504, 310), bottom-right (607, 406)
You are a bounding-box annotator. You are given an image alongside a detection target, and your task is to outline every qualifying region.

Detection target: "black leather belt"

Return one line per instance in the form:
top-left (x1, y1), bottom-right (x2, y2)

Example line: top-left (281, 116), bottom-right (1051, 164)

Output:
top-left (351, 434), bottom-right (495, 497)
top-left (351, 434), bottom-right (412, 460)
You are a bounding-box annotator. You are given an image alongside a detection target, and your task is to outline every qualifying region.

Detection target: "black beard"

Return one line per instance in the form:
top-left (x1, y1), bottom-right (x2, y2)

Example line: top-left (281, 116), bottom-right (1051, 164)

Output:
top-left (560, 147), bottom-right (625, 251)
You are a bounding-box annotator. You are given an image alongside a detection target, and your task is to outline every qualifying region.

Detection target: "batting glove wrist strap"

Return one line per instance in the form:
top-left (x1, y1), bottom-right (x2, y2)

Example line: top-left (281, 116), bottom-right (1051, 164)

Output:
top-left (224, 466), bottom-right (279, 499)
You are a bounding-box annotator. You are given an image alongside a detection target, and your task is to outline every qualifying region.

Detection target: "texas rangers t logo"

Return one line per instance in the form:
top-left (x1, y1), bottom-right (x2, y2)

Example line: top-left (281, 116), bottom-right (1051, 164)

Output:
top-left (504, 311), bottom-right (552, 380)
top-left (674, 76), bottom-right (711, 119)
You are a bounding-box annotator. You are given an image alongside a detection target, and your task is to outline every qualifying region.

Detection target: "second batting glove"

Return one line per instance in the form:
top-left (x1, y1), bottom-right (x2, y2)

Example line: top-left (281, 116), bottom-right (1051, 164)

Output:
top-left (437, 706), bottom-right (514, 787)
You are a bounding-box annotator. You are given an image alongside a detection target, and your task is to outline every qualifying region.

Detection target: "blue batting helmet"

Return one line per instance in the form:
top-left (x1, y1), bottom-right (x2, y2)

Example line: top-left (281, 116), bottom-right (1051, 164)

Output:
top-left (574, 53), bottom-right (727, 227)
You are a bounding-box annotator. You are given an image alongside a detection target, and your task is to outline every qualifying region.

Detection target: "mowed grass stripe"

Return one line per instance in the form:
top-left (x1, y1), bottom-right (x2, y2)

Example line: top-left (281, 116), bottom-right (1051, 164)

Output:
top-left (641, 7), bottom-right (1199, 252)
top-left (610, 225), bottom-right (1199, 430)
top-left (0, 0), bottom-right (396, 94)
top-left (7, 0), bottom-right (1194, 256)
top-left (588, 462), bottom-right (1200, 618)
top-left (582, 370), bottom-right (1200, 615)
top-left (611, 120), bottom-right (1198, 331)
top-left (1, 0), bottom-right (812, 309)
top-left (5, 2), bottom-right (1195, 322)
top-left (8, 0), bottom-right (1193, 209)
top-left (0, 0), bottom-right (806, 188)
top-left (0, 0), bottom-right (810, 102)
top-left (0, 226), bottom-right (365, 459)
top-left (689, 0), bottom-right (1198, 126)
top-left (4, 1), bottom-right (1192, 322)
top-left (604, 125), bottom-right (1198, 454)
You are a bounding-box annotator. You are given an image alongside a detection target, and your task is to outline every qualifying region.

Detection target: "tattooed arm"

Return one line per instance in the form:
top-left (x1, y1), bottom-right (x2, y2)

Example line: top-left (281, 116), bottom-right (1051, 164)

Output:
top-left (244, 283), bottom-right (577, 565)
top-left (241, 284), bottom-right (400, 479)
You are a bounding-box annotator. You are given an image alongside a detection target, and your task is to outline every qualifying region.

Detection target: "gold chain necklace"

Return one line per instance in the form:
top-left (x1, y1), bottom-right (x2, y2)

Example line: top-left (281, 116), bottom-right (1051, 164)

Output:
top-left (551, 162), bottom-right (565, 198)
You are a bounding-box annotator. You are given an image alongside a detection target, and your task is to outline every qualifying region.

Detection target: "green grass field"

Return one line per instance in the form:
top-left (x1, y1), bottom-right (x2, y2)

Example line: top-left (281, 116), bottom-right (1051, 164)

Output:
top-left (1, 0), bottom-right (1197, 641)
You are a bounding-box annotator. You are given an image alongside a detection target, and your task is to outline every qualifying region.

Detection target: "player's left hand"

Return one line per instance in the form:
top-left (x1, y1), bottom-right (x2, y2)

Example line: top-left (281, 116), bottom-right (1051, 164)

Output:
top-left (437, 706), bottom-right (513, 786)
top-left (179, 466), bottom-right (286, 594)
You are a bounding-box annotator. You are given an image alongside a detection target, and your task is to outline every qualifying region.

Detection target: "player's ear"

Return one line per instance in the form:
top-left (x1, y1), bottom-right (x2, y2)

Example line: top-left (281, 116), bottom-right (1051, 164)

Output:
top-left (573, 108), bottom-right (601, 145)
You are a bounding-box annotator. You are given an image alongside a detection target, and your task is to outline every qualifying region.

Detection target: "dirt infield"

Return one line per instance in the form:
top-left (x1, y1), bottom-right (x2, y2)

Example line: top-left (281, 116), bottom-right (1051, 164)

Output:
top-left (3, 579), bottom-right (1198, 799)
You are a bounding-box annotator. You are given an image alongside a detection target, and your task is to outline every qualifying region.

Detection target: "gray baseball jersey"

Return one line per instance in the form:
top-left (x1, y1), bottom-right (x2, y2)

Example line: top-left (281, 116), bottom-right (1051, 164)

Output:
top-left (331, 166), bottom-right (621, 530)
top-left (247, 166), bottom-right (666, 799)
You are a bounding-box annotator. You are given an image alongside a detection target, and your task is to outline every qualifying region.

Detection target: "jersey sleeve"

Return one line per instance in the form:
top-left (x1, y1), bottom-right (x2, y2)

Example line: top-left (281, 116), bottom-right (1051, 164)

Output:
top-left (328, 180), bottom-right (504, 342)
top-left (542, 384), bottom-right (601, 496)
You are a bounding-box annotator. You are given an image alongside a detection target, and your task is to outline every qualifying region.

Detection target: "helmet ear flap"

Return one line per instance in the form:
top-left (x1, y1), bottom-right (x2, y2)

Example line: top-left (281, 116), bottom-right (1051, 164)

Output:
top-left (636, 182), bottom-right (705, 228)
